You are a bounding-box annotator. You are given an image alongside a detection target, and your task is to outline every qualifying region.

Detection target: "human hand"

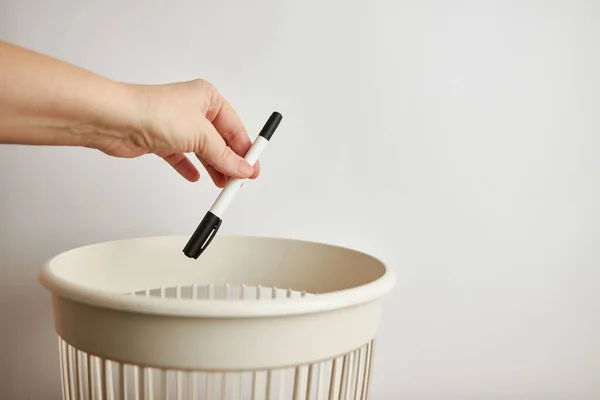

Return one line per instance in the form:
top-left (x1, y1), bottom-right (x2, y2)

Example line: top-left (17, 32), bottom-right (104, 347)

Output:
top-left (97, 79), bottom-right (259, 188)
top-left (0, 41), bottom-right (257, 187)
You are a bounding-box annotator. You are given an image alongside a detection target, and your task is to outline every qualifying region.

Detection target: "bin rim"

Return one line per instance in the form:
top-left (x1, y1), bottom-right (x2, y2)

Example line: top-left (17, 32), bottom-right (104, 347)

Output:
top-left (39, 234), bottom-right (396, 319)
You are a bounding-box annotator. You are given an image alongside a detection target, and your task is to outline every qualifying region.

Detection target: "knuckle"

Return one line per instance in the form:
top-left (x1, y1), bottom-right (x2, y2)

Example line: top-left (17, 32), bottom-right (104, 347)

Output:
top-left (198, 80), bottom-right (222, 121)
top-left (220, 145), bottom-right (234, 164)
top-left (195, 132), bottom-right (208, 155)
top-left (194, 78), bottom-right (215, 93)
top-left (192, 77), bottom-right (208, 87)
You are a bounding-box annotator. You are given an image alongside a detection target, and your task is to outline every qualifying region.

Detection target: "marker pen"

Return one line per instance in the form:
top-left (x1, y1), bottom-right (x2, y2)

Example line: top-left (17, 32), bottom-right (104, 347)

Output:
top-left (183, 111), bottom-right (283, 259)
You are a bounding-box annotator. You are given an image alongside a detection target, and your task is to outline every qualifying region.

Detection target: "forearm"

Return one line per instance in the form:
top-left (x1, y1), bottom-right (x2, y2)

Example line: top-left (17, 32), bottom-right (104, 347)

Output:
top-left (0, 40), bottom-right (141, 148)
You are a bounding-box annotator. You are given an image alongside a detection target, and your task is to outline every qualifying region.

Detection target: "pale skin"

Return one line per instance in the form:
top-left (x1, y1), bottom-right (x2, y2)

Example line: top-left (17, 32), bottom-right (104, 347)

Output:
top-left (0, 40), bottom-right (259, 188)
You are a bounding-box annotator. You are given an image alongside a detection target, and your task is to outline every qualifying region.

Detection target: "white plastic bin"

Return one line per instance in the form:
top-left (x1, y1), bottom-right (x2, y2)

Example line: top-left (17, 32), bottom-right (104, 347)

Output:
top-left (39, 235), bottom-right (395, 400)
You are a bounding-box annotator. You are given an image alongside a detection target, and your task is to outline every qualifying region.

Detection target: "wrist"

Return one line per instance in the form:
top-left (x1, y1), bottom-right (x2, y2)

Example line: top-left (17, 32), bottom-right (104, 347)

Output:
top-left (67, 80), bottom-right (147, 151)
top-left (0, 41), bottom-right (147, 150)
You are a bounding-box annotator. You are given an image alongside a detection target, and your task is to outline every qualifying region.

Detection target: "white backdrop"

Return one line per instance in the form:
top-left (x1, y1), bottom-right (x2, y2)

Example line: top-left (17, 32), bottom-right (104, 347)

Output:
top-left (1, 1), bottom-right (599, 399)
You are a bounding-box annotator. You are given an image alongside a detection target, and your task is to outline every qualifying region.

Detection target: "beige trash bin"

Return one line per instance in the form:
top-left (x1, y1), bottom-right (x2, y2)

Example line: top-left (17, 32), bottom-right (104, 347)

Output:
top-left (39, 235), bottom-right (395, 400)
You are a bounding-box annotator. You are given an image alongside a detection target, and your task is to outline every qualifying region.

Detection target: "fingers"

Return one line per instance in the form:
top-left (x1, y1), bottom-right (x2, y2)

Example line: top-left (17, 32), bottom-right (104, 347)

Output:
top-left (195, 154), bottom-right (228, 188)
top-left (209, 97), bottom-right (260, 179)
top-left (195, 118), bottom-right (255, 179)
top-left (160, 153), bottom-right (200, 182)
top-left (158, 151), bottom-right (227, 187)
top-left (154, 81), bottom-right (260, 186)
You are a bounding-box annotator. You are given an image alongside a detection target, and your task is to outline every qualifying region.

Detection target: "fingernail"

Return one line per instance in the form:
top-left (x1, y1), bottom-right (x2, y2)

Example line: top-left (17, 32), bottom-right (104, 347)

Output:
top-left (237, 160), bottom-right (254, 176)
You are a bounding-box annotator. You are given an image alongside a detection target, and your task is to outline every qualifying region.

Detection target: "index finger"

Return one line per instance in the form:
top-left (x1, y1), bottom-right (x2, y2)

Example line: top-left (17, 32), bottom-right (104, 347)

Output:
top-left (209, 97), bottom-right (260, 179)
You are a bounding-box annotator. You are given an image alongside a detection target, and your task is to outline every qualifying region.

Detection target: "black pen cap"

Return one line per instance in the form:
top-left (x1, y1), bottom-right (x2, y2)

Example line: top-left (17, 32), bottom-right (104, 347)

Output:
top-left (183, 211), bottom-right (222, 259)
top-left (259, 112), bottom-right (283, 141)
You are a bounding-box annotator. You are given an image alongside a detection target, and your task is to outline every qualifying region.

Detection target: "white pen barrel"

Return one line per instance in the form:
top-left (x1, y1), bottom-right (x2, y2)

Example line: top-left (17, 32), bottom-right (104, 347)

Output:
top-left (243, 136), bottom-right (269, 166)
top-left (209, 136), bottom-right (269, 217)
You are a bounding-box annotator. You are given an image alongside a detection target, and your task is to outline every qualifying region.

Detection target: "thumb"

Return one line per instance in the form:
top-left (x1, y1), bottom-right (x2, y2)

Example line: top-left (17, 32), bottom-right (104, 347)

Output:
top-left (195, 119), bottom-right (254, 179)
